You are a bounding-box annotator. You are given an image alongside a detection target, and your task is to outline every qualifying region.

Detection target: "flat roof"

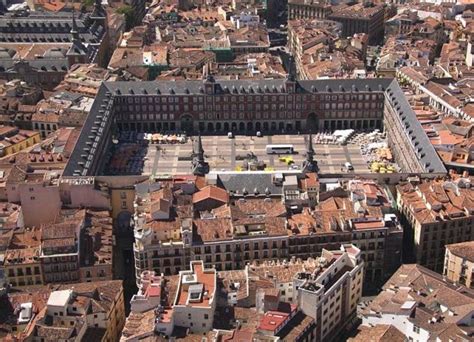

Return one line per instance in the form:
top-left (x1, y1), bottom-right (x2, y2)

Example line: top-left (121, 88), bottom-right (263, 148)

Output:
top-left (47, 289), bottom-right (72, 307)
top-left (175, 262), bottom-right (216, 307)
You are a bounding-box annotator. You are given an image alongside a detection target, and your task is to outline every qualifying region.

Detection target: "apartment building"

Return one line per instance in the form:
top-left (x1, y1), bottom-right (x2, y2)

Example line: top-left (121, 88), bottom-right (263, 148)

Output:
top-left (132, 181), bottom-right (290, 285)
top-left (79, 210), bottom-right (114, 282)
top-left (288, 0), bottom-right (332, 20)
top-left (132, 176), bottom-right (400, 287)
top-left (40, 211), bottom-right (83, 283)
top-left (123, 245), bottom-right (354, 341)
top-left (0, 10), bottom-right (109, 88)
top-left (328, 3), bottom-right (385, 45)
top-left (248, 258), bottom-right (319, 304)
top-left (128, 260), bottom-right (216, 337)
top-left (444, 241), bottom-right (474, 289)
top-left (293, 244), bottom-right (364, 341)
top-left (228, 25), bottom-right (270, 54)
top-left (170, 261), bottom-right (216, 333)
top-left (291, 179), bottom-right (402, 284)
top-left (287, 19), bottom-right (341, 79)
top-left (0, 126), bottom-right (41, 156)
top-left (4, 227), bottom-right (43, 287)
top-left (39, 209), bottom-right (114, 284)
top-left (396, 176), bottom-right (474, 273)
top-left (0, 280), bottom-right (125, 341)
top-left (6, 170), bottom-right (62, 227)
top-left (54, 63), bottom-right (119, 98)
top-left (360, 264), bottom-right (474, 341)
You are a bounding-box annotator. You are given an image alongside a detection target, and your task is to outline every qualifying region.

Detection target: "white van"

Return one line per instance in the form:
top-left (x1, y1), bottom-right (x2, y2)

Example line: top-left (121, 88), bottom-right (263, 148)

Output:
top-left (227, 132), bottom-right (234, 139)
top-left (344, 162), bottom-right (354, 171)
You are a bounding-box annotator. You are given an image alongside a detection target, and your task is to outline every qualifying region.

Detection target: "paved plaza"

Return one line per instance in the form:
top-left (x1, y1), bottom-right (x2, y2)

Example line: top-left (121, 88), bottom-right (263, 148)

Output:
top-left (136, 134), bottom-right (369, 176)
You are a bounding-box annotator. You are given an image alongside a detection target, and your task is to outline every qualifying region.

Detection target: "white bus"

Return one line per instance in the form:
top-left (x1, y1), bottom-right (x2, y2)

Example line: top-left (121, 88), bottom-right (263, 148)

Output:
top-left (266, 144), bottom-right (294, 154)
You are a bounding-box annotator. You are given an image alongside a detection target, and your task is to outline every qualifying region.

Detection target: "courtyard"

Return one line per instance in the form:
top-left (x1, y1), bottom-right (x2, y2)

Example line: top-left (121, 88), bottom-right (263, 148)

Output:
top-left (104, 133), bottom-right (373, 176)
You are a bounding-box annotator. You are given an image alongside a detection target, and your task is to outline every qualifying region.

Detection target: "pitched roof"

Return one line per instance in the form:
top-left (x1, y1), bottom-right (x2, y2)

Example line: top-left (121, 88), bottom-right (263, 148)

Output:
top-left (349, 325), bottom-right (405, 342)
top-left (192, 185), bottom-right (229, 204)
top-left (446, 241), bottom-right (474, 263)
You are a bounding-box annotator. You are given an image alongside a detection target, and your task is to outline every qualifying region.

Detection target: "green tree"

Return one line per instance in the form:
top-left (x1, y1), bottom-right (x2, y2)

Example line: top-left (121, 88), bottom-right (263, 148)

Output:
top-left (82, 0), bottom-right (94, 8)
top-left (116, 5), bottom-right (136, 30)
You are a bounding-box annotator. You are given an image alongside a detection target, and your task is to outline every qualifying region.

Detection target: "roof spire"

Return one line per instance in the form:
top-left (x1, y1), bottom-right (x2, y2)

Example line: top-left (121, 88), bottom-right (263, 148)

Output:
top-left (196, 133), bottom-right (204, 157)
top-left (71, 9), bottom-right (80, 42)
top-left (302, 134), bottom-right (318, 173)
top-left (306, 133), bottom-right (314, 161)
top-left (192, 134), bottom-right (209, 175)
top-left (67, 9), bottom-right (88, 59)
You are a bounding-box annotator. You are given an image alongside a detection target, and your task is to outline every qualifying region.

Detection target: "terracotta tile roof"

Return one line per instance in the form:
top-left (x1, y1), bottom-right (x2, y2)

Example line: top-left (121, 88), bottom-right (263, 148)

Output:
top-left (277, 311), bottom-right (315, 341)
top-left (192, 185), bottom-right (229, 204)
top-left (446, 241), bottom-right (474, 263)
top-left (364, 263), bottom-right (474, 337)
top-left (175, 262), bottom-right (216, 308)
top-left (349, 325), bottom-right (405, 342)
top-left (1, 280), bottom-right (122, 340)
top-left (248, 259), bottom-right (318, 283)
top-left (397, 178), bottom-right (474, 225)
top-left (193, 217), bottom-right (233, 242)
top-left (79, 210), bottom-right (113, 267)
top-left (120, 309), bottom-right (156, 340)
top-left (258, 310), bottom-right (290, 332)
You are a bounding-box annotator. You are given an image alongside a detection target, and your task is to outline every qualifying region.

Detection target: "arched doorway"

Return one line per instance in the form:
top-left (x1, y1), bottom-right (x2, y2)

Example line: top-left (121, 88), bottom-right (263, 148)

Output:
top-left (239, 122), bottom-right (245, 132)
top-left (271, 122), bottom-right (277, 131)
top-left (180, 114), bottom-right (193, 133)
top-left (278, 122), bottom-right (284, 131)
top-left (306, 113), bottom-right (318, 133)
top-left (231, 122), bottom-right (237, 131)
top-left (255, 122), bottom-right (262, 131)
top-left (207, 122), bottom-right (214, 132)
top-left (216, 122), bottom-right (222, 131)
top-left (247, 122), bottom-right (253, 131)
top-left (263, 122), bottom-right (269, 131)
top-left (224, 122), bottom-right (230, 131)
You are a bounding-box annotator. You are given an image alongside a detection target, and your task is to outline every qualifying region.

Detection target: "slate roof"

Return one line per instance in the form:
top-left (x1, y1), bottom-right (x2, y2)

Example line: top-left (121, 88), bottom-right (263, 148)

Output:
top-left (0, 11), bottom-right (106, 72)
top-left (0, 59), bottom-right (69, 72)
top-left (217, 173), bottom-right (284, 196)
top-left (103, 77), bottom-right (393, 96)
top-left (0, 12), bottom-right (104, 44)
top-left (63, 78), bottom-right (447, 177)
